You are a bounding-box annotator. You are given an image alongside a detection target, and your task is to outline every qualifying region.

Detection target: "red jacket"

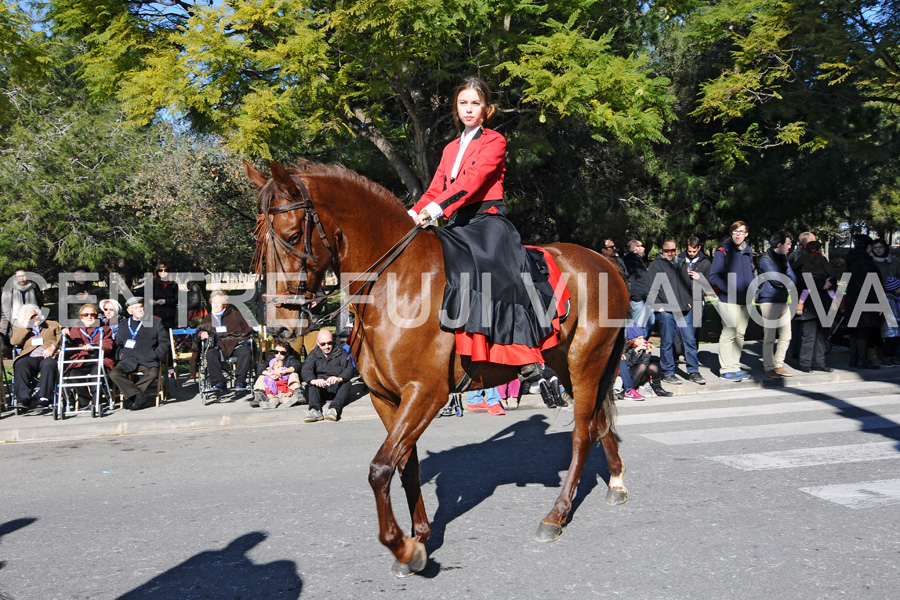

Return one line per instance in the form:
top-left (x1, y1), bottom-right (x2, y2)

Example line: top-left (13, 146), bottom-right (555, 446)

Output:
top-left (412, 127), bottom-right (506, 218)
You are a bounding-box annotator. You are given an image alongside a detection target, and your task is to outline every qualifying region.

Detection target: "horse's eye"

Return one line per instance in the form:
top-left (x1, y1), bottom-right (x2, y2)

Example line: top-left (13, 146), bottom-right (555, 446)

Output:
top-left (288, 232), bottom-right (302, 245)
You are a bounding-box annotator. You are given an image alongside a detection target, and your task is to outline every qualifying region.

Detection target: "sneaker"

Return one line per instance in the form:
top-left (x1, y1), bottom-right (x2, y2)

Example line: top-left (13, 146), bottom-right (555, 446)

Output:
top-left (639, 382), bottom-right (654, 397)
top-left (304, 408), bottom-right (324, 422)
top-left (624, 389), bottom-right (645, 401)
top-left (260, 400), bottom-right (275, 409)
top-left (324, 407), bottom-right (339, 421)
top-left (282, 394), bottom-right (299, 409)
top-left (233, 381), bottom-right (247, 390)
top-left (250, 390), bottom-right (265, 408)
top-left (688, 372), bottom-right (706, 385)
top-left (465, 401), bottom-right (490, 412)
top-left (719, 372), bottom-right (742, 382)
top-left (487, 403), bottom-right (506, 416)
top-left (662, 375), bottom-right (682, 385)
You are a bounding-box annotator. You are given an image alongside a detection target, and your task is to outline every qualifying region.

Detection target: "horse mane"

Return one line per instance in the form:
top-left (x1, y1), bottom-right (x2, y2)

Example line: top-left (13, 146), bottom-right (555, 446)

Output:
top-left (253, 160), bottom-right (410, 274)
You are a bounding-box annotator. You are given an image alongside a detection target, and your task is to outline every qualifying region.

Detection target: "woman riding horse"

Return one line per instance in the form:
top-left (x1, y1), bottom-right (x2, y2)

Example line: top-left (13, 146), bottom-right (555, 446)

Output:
top-left (410, 77), bottom-right (558, 386)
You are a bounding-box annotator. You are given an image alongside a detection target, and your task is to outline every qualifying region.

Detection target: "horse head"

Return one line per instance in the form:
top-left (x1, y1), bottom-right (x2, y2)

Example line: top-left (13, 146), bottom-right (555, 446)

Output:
top-left (245, 159), bottom-right (336, 341)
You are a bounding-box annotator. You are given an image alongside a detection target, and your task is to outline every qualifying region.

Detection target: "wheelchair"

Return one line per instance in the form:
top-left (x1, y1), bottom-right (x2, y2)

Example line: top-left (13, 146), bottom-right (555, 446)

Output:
top-left (5, 345), bottom-right (56, 416)
top-left (54, 333), bottom-right (114, 420)
top-left (198, 336), bottom-right (259, 405)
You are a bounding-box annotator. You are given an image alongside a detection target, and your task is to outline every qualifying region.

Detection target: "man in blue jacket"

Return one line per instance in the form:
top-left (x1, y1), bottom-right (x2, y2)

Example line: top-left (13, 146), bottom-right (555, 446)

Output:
top-left (709, 221), bottom-right (755, 381)
top-left (758, 231), bottom-right (797, 378)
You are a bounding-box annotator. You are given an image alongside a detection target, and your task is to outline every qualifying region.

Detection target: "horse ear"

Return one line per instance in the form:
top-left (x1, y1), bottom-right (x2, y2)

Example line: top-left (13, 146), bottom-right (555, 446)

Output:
top-left (269, 161), bottom-right (300, 197)
top-left (243, 159), bottom-right (269, 189)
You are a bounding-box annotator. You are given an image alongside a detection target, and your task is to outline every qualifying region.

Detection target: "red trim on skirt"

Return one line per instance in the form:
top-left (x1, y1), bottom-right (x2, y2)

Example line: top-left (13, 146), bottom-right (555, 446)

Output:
top-left (454, 246), bottom-right (570, 366)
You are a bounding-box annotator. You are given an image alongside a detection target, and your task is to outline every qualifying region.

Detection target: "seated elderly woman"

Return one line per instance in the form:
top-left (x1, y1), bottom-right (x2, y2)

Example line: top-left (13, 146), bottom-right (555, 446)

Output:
top-left (99, 298), bottom-right (123, 337)
top-left (195, 290), bottom-right (255, 391)
top-left (61, 303), bottom-right (114, 408)
top-left (10, 304), bottom-right (62, 411)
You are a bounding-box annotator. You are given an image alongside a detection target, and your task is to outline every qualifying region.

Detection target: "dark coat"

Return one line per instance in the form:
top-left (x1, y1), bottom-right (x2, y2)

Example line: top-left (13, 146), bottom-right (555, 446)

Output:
top-left (622, 252), bottom-right (650, 302)
top-left (114, 316), bottom-right (170, 372)
top-left (152, 279), bottom-right (178, 322)
top-left (845, 247), bottom-right (883, 329)
top-left (301, 345), bottom-right (355, 383)
top-left (196, 306), bottom-right (254, 357)
top-left (709, 237), bottom-right (755, 304)
top-left (757, 249), bottom-right (797, 304)
top-left (647, 254), bottom-right (693, 314)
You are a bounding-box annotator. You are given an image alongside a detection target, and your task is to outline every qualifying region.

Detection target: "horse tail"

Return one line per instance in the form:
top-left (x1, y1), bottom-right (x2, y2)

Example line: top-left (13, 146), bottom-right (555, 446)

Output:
top-left (594, 325), bottom-right (625, 441)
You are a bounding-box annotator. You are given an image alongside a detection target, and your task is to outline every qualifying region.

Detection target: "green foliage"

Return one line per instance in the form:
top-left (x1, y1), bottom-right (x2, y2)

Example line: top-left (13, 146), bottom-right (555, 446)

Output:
top-left (0, 2), bottom-right (50, 127)
top-left (0, 38), bottom-right (256, 276)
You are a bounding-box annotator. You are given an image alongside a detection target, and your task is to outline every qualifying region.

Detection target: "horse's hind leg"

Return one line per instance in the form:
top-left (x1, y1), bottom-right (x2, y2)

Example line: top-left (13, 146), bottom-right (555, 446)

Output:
top-left (534, 398), bottom-right (599, 542)
top-left (599, 408), bottom-right (628, 505)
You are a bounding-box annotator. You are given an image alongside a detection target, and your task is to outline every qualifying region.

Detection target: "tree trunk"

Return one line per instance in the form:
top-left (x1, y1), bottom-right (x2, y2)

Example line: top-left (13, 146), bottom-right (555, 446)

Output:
top-left (350, 107), bottom-right (424, 200)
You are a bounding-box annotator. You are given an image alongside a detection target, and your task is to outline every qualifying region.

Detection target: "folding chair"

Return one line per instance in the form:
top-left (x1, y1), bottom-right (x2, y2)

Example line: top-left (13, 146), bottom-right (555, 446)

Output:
top-left (54, 333), bottom-right (114, 420)
top-left (169, 327), bottom-right (197, 383)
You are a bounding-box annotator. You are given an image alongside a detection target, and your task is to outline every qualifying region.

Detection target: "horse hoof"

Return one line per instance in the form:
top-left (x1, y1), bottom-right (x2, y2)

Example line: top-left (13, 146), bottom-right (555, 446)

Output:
top-left (534, 521), bottom-right (562, 543)
top-left (605, 487), bottom-right (628, 506)
top-left (390, 541), bottom-right (427, 577)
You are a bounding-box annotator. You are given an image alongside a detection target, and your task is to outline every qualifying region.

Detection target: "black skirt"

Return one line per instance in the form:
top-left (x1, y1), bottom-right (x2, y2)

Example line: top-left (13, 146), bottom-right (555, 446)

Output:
top-left (433, 202), bottom-right (557, 348)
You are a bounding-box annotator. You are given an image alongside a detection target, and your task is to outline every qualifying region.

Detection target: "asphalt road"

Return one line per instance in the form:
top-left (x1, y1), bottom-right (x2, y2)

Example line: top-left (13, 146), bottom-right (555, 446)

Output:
top-left (2, 378), bottom-right (900, 600)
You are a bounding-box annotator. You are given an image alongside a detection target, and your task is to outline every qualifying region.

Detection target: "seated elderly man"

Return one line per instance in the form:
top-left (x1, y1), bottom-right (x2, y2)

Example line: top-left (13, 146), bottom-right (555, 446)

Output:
top-left (301, 329), bottom-right (355, 423)
top-left (251, 343), bottom-right (303, 409)
top-left (108, 297), bottom-right (169, 411)
top-left (196, 291), bottom-right (255, 392)
top-left (2, 268), bottom-right (45, 351)
top-left (10, 304), bottom-right (61, 411)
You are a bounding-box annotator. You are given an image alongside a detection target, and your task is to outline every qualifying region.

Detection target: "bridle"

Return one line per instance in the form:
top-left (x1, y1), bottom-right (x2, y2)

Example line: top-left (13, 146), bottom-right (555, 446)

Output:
top-left (258, 170), bottom-right (421, 325)
top-left (259, 174), bottom-right (336, 305)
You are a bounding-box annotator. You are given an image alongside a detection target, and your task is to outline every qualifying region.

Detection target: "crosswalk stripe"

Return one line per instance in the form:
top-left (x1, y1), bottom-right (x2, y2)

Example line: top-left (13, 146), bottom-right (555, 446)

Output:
top-left (616, 380), bottom-right (900, 408)
top-left (710, 441), bottom-right (900, 470)
top-left (618, 395), bottom-right (900, 426)
top-left (640, 412), bottom-right (900, 445)
top-left (800, 478), bottom-right (900, 509)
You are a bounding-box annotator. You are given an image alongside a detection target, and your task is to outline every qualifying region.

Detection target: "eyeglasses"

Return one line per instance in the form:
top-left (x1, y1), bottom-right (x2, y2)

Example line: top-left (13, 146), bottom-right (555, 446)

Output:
top-left (318, 342), bottom-right (333, 347)
top-left (273, 350), bottom-right (287, 355)
top-left (80, 313), bottom-right (98, 318)
top-left (662, 248), bottom-right (677, 254)
top-left (103, 307), bottom-right (116, 312)
top-left (604, 245), bottom-right (616, 250)
top-left (733, 229), bottom-right (748, 235)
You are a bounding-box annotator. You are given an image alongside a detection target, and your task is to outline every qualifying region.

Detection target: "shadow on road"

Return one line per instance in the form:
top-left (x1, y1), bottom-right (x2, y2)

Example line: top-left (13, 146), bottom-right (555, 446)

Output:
top-left (0, 517), bottom-right (37, 572)
top-left (117, 532), bottom-right (302, 600)
top-left (418, 413), bottom-right (611, 554)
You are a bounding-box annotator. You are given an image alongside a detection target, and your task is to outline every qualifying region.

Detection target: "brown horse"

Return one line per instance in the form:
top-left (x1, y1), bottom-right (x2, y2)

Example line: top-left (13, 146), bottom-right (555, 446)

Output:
top-left (245, 159), bottom-right (629, 577)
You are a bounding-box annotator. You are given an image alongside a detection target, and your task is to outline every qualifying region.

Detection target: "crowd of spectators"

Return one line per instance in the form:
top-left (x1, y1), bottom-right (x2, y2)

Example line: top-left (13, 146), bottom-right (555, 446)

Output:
top-left (0, 265), bottom-right (359, 422)
top-left (608, 224), bottom-right (900, 400)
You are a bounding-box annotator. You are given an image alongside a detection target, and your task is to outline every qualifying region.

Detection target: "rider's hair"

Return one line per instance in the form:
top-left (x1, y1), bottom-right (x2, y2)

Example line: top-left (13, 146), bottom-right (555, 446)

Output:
top-left (451, 77), bottom-right (498, 133)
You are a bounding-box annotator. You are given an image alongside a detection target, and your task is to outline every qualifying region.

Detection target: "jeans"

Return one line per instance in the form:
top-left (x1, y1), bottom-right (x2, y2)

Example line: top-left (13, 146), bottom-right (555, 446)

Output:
top-left (656, 309), bottom-right (700, 377)
top-left (760, 302), bottom-right (792, 370)
top-left (466, 386), bottom-right (501, 406)
top-left (629, 300), bottom-right (656, 338)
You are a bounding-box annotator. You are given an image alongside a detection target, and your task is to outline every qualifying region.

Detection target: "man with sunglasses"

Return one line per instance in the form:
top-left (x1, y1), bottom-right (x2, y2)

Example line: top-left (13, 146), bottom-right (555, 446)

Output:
top-left (250, 343), bottom-right (303, 408)
top-left (599, 237), bottom-right (625, 276)
top-left (301, 329), bottom-right (355, 422)
top-left (647, 239), bottom-right (706, 387)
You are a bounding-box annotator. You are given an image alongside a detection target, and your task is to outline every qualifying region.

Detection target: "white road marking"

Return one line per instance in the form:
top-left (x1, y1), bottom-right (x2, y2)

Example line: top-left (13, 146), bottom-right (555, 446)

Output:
top-left (800, 478), bottom-right (900, 509)
top-left (711, 441), bottom-right (900, 470)
top-left (618, 395), bottom-right (900, 426)
top-left (640, 412), bottom-right (900, 445)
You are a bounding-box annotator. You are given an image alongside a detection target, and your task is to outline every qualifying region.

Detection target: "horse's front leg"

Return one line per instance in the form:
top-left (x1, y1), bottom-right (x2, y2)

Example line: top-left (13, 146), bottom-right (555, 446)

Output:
top-left (368, 397), bottom-right (443, 577)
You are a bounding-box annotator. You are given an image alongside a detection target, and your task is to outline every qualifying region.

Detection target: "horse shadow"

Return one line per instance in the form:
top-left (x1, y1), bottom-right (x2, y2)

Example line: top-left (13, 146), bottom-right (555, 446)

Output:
top-left (116, 532), bottom-right (302, 600)
top-left (0, 517), bottom-right (37, 571)
top-left (418, 414), bottom-right (611, 554)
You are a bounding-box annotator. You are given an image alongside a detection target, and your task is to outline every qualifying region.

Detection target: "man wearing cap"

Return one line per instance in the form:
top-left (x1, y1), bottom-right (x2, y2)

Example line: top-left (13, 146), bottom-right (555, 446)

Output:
top-left (758, 231), bottom-right (797, 378)
top-left (108, 297), bottom-right (170, 410)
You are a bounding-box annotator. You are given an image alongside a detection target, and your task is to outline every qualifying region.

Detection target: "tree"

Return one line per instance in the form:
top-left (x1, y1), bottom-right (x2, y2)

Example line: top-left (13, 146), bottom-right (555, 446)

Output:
top-left (43, 0), bottom-right (676, 200)
top-left (0, 1), bottom-right (49, 128)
